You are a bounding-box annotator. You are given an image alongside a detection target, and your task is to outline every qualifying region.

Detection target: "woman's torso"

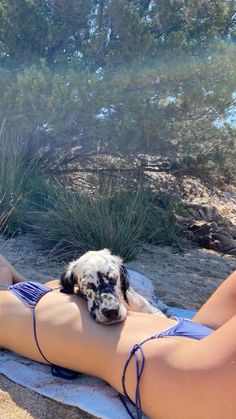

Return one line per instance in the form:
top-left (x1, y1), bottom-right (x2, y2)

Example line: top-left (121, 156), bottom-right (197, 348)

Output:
top-left (0, 281), bottom-right (203, 419)
top-left (0, 281), bottom-right (183, 368)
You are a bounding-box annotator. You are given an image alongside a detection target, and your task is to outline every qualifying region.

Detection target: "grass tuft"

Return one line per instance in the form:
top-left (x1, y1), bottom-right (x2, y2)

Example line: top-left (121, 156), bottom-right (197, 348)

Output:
top-left (0, 124), bottom-right (187, 259)
top-left (32, 184), bottom-right (186, 261)
top-left (0, 125), bottom-right (53, 235)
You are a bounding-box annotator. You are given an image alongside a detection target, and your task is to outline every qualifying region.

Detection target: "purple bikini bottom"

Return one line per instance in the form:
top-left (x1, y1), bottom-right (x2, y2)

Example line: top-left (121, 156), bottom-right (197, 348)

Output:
top-left (121, 317), bottom-right (214, 418)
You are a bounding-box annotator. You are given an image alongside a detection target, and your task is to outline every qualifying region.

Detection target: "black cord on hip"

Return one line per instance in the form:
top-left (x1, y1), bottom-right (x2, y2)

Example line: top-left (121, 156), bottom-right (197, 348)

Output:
top-left (33, 307), bottom-right (79, 380)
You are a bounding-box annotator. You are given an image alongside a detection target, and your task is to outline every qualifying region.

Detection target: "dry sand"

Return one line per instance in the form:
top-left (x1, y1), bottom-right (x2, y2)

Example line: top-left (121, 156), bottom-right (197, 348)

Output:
top-left (0, 373), bottom-right (93, 419)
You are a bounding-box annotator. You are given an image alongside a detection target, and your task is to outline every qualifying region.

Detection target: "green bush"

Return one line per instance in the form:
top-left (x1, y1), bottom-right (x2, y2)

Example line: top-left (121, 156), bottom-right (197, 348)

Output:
top-left (0, 126), bottom-right (54, 235)
top-left (141, 192), bottom-right (187, 249)
top-left (32, 184), bottom-right (186, 261)
top-left (0, 126), bottom-right (187, 258)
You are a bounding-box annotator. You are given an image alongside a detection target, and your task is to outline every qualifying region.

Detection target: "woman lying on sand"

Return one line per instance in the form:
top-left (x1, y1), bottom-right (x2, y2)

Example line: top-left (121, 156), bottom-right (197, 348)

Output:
top-left (0, 253), bottom-right (236, 419)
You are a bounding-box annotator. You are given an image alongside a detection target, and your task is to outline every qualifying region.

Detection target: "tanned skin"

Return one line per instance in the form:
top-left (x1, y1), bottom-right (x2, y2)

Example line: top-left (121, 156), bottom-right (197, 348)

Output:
top-left (1, 259), bottom-right (236, 419)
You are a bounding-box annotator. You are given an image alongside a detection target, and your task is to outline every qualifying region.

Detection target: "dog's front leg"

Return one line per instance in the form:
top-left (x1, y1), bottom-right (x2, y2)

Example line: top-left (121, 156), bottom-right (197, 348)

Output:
top-left (126, 288), bottom-right (166, 317)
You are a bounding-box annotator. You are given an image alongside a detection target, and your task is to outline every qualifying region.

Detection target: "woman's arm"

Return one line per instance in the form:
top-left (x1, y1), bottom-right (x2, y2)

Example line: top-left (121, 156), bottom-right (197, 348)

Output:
top-left (0, 253), bottom-right (26, 284)
top-left (194, 269), bottom-right (236, 328)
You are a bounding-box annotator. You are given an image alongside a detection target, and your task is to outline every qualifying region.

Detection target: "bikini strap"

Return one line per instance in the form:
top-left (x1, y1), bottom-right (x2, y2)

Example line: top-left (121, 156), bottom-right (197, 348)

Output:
top-left (32, 302), bottom-right (79, 380)
top-left (32, 307), bottom-right (52, 364)
top-left (121, 334), bottom-right (157, 419)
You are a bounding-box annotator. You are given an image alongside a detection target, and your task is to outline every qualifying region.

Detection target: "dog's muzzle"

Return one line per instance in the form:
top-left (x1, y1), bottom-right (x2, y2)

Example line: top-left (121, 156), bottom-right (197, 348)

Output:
top-left (100, 293), bottom-right (120, 322)
top-left (86, 282), bottom-right (128, 324)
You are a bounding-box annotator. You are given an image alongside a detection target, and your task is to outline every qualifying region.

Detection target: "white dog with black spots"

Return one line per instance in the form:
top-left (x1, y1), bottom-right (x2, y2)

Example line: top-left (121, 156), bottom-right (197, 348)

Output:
top-left (60, 249), bottom-right (165, 324)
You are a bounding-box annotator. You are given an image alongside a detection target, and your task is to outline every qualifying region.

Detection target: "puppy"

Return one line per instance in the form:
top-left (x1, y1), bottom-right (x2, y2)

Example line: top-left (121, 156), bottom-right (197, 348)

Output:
top-left (60, 249), bottom-right (165, 324)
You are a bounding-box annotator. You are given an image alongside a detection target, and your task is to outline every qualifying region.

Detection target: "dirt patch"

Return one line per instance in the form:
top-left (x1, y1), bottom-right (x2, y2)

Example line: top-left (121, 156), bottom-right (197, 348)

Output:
top-left (0, 373), bottom-right (93, 419)
top-left (127, 244), bottom-right (236, 309)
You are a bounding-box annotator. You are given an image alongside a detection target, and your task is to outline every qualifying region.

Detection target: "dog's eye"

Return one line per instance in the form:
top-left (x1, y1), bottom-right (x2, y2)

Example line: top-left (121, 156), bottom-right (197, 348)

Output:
top-left (109, 277), bottom-right (117, 286)
top-left (87, 282), bottom-right (97, 292)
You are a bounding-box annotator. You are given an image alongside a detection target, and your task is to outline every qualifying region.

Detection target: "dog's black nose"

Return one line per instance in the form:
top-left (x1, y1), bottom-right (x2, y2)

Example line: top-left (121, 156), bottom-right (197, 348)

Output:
top-left (101, 308), bottom-right (119, 321)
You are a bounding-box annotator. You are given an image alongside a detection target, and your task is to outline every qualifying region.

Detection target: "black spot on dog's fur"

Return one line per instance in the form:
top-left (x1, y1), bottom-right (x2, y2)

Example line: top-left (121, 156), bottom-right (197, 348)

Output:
top-left (97, 271), bottom-right (115, 294)
top-left (97, 271), bottom-right (106, 285)
top-left (87, 282), bottom-right (97, 292)
top-left (90, 300), bottom-right (99, 319)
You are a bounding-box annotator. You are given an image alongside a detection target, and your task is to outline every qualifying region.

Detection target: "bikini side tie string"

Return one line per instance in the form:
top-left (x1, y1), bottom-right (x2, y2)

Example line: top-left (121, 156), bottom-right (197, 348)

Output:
top-left (121, 335), bottom-right (157, 419)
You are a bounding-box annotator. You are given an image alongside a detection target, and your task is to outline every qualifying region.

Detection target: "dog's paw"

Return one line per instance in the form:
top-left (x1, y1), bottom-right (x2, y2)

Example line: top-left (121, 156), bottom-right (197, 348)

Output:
top-left (60, 270), bottom-right (77, 294)
top-left (60, 287), bottom-right (74, 294)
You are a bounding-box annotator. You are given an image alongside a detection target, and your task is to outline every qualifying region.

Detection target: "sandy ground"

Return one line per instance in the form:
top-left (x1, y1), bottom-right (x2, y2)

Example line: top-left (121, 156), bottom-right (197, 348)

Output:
top-left (1, 232), bottom-right (236, 418)
top-left (0, 373), bottom-right (93, 419)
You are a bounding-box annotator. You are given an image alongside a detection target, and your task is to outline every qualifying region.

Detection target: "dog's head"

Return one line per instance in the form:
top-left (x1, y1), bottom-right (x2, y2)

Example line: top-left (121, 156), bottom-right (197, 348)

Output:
top-left (60, 249), bottom-right (130, 324)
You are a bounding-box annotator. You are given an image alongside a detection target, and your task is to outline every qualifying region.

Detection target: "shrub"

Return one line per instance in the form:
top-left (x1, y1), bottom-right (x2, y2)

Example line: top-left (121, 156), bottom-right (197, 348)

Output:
top-left (32, 184), bottom-right (186, 261)
top-left (141, 192), bottom-right (187, 249)
top-left (0, 125), bottom-right (53, 235)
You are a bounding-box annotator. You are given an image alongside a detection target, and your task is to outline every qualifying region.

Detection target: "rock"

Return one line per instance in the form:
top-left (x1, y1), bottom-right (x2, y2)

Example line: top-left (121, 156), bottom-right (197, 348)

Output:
top-left (178, 204), bottom-right (236, 257)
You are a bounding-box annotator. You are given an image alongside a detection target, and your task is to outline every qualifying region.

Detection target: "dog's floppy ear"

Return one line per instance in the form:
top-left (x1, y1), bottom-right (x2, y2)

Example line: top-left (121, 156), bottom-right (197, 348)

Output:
top-left (60, 271), bottom-right (77, 294)
top-left (120, 264), bottom-right (130, 303)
